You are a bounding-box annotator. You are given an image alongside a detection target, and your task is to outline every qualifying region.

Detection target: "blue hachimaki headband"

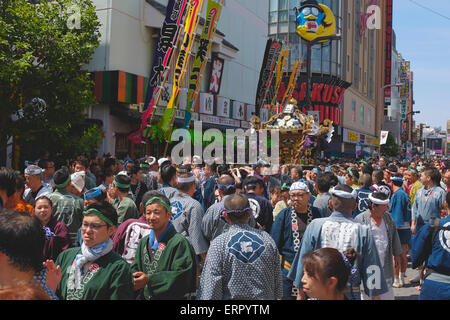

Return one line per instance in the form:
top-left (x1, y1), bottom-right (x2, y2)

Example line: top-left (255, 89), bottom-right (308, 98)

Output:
top-left (222, 206), bottom-right (252, 216)
top-left (84, 187), bottom-right (103, 200)
top-left (217, 183), bottom-right (236, 193)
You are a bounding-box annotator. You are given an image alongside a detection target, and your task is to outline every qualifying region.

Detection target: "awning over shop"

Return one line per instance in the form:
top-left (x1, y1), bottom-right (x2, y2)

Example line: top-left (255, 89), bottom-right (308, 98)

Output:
top-left (91, 71), bottom-right (149, 105)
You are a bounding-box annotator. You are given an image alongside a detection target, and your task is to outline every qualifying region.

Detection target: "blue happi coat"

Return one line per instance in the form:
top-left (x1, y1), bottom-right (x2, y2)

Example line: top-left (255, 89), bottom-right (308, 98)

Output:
top-left (287, 212), bottom-right (389, 299)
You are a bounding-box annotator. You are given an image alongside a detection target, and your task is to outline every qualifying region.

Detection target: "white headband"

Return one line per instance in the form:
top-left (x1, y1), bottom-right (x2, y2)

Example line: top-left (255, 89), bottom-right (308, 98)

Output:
top-left (177, 175), bottom-right (196, 184)
top-left (330, 187), bottom-right (358, 199)
top-left (290, 182), bottom-right (310, 193)
top-left (368, 194), bottom-right (390, 205)
top-left (147, 157), bottom-right (156, 166)
top-left (24, 167), bottom-right (43, 175)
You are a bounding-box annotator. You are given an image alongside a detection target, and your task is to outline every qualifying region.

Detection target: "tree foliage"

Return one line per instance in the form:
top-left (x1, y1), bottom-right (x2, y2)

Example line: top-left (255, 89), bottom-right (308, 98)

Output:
top-left (381, 132), bottom-right (399, 157)
top-left (0, 0), bottom-right (101, 166)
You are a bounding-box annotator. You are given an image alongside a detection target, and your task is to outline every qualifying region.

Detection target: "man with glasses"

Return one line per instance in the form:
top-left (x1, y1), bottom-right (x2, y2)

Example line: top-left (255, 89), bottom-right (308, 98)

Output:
top-left (270, 182), bottom-right (322, 299)
top-left (44, 201), bottom-right (135, 300)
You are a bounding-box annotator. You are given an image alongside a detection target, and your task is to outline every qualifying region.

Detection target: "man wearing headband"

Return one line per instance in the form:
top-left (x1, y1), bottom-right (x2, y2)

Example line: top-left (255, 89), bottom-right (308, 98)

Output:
top-left (48, 167), bottom-right (84, 247)
top-left (271, 181), bottom-right (322, 299)
top-left (130, 191), bottom-right (197, 300)
top-left (287, 184), bottom-right (388, 300)
top-left (386, 173), bottom-right (412, 288)
top-left (356, 192), bottom-right (402, 299)
top-left (202, 175), bottom-right (258, 243)
top-left (169, 173), bottom-right (208, 265)
top-left (405, 167), bottom-right (422, 205)
top-left (197, 194), bottom-right (282, 300)
top-left (109, 174), bottom-right (139, 225)
top-left (23, 165), bottom-right (52, 206)
top-left (46, 201), bottom-right (135, 300)
top-left (345, 167), bottom-right (360, 190)
top-left (113, 191), bottom-right (162, 264)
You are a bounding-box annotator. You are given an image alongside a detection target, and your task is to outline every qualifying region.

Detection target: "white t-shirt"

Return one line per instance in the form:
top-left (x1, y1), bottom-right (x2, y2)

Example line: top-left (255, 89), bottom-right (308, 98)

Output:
top-left (370, 219), bottom-right (388, 268)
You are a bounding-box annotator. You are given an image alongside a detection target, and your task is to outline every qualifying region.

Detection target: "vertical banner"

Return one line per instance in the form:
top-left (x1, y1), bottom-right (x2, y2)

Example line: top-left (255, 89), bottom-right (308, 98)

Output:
top-left (270, 48), bottom-right (289, 105)
top-left (281, 60), bottom-right (302, 106)
top-left (256, 40), bottom-right (282, 114)
top-left (209, 55), bottom-right (225, 94)
top-left (157, 0), bottom-right (205, 140)
top-left (384, 0), bottom-right (393, 104)
top-left (255, 39), bottom-right (283, 115)
top-left (128, 0), bottom-right (188, 144)
top-left (380, 131), bottom-right (389, 145)
top-left (182, 0), bottom-right (224, 130)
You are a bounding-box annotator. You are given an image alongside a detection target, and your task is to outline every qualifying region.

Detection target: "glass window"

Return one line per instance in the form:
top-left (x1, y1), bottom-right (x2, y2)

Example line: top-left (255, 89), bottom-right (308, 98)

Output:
top-left (312, 59), bottom-right (322, 73)
top-left (270, 0), bottom-right (278, 12)
top-left (269, 12), bottom-right (278, 23)
top-left (279, 0), bottom-right (288, 10)
top-left (278, 22), bottom-right (288, 33)
top-left (269, 23), bottom-right (277, 35)
top-left (278, 10), bottom-right (288, 22)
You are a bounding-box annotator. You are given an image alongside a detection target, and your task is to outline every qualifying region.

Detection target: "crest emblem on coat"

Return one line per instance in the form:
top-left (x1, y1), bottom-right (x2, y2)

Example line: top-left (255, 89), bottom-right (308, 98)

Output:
top-left (439, 222), bottom-right (450, 253)
top-left (228, 231), bottom-right (266, 264)
top-left (170, 201), bottom-right (184, 220)
top-left (248, 198), bottom-right (261, 219)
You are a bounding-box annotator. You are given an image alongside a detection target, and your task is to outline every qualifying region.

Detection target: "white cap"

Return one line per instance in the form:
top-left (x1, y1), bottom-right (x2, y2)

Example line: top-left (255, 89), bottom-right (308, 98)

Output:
top-left (71, 171), bottom-right (86, 193)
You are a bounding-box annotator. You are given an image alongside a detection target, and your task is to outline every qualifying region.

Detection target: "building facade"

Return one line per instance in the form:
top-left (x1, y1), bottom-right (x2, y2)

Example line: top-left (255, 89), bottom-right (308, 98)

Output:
top-left (87, 0), bottom-right (269, 158)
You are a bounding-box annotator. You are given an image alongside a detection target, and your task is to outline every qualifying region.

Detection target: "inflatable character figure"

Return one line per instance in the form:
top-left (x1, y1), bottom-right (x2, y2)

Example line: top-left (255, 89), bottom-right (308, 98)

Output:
top-left (295, 0), bottom-right (336, 42)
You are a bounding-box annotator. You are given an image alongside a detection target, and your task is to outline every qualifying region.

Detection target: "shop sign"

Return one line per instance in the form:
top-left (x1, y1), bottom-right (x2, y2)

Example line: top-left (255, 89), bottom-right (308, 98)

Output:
top-left (217, 96), bottom-right (230, 118)
top-left (199, 92), bottom-right (214, 115)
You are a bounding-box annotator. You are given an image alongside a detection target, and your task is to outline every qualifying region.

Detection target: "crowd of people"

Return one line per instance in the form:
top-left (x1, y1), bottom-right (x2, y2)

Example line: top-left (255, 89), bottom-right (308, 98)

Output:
top-left (0, 152), bottom-right (449, 300)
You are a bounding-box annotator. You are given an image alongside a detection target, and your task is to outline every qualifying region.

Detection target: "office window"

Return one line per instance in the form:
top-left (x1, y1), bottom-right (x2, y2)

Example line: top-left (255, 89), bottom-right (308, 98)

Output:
top-left (360, 105), bottom-right (365, 126)
top-left (352, 100), bottom-right (356, 122)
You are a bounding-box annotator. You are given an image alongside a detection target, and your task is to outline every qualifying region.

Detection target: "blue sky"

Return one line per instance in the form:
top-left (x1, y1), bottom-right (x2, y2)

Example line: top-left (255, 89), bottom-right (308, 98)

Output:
top-left (393, 0), bottom-right (450, 130)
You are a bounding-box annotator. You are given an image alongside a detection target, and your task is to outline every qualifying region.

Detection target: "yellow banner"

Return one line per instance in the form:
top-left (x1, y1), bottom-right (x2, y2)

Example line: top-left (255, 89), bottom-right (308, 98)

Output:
top-left (281, 60), bottom-right (302, 105)
top-left (166, 0), bottom-right (204, 111)
top-left (271, 49), bottom-right (288, 106)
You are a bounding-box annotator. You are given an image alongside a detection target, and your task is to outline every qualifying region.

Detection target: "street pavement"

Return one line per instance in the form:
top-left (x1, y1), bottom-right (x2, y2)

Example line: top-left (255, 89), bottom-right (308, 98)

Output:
top-left (393, 261), bottom-right (420, 300)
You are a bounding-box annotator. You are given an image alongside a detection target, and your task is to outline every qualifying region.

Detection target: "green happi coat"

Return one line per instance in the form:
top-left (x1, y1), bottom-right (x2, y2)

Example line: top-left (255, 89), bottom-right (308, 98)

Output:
top-left (112, 197), bottom-right (140, 224)
top-left (131, 225), bottom-right (197, 300)
top-left (55, 247), bottom-right (135, 300)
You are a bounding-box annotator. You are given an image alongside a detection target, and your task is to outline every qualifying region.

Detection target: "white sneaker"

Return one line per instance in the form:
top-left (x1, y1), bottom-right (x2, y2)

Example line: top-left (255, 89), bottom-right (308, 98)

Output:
top-left (393, 279), bottom-right (402, 288)
top-left (399, 277), bottom-right (404, 287)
